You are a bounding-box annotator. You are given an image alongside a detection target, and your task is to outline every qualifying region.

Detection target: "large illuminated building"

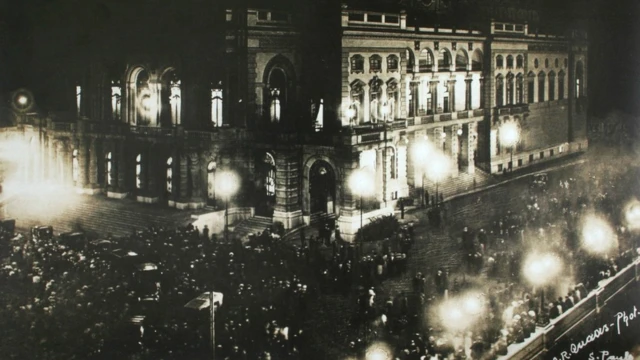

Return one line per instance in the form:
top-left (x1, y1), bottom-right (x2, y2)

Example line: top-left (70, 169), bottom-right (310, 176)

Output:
top-left (4, 0), bottom-right (588, 240)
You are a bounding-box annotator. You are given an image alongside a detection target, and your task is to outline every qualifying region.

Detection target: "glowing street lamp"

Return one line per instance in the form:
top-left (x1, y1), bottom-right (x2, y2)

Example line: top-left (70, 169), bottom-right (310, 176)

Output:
top-left (349, 168), bottom-right (375, 248)
top-left (215, 170), bottom-right (240, 243)
top-left (365, 344), bottom-right (392, 360)
top-left (499, 121), bottom-right (520, 172)
top-left (438, 292), bottom-right (486, 332)
top-left (580, 214), bottom-right (618, 256)
top-left (426, 151), bottom-right (450, 204)
top-left (523, 252), bottom-right (563, 324)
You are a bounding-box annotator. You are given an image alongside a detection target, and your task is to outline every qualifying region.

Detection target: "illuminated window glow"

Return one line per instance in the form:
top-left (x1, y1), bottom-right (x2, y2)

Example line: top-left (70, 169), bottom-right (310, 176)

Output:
top-left (166, 157), bottom-right (173, 193)
top-left (270, 89), bottom-right (281, 122)
top-left (106, 152), bottom-right (113, 186)
top-left (136, 154), bottom-right (142, 189)
top-left (170, 80), bottom-right (181, 125)
top-left (211, 89), bottom-right (223, 127)
top-left (111, 82), bottom-right (121, 121)
top-left (76, 86), bottom-right (82, 117)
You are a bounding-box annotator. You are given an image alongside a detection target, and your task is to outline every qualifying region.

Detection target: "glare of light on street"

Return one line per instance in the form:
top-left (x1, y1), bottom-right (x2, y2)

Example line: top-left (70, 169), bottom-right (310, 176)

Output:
top-left (581, 214), bottom-right (618, 255)
top-left (523, 252), bottom-right (563, 286)
top-left (499, 121), bottom-right (520, 148)
top-left (365, 343), bottom-right (392, 360)
top-left (215, 170), bottom-right (240, 199)
top-left (623, 200), bottom-right (640, 231)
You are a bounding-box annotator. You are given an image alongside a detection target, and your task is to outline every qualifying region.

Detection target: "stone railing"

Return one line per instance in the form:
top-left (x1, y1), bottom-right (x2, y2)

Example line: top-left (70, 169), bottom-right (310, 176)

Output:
top-left (501, 258), bottom-right (640, 360)
top-left (130, 126), bottom-right (177, 137)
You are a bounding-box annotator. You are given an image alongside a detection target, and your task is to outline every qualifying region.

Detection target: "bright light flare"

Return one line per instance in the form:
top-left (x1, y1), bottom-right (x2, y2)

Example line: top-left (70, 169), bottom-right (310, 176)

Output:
top-left (623, 199), bottom-right (640, 231)
top-left (581, 214), bottom-right (618, 255)
top-left (438, 292), bottom-right (486, 331)
top-left (365, 343), bottom-right (392, 360)
top-left (426, 151), bottom-right (451, 183)
top-left (17, 95), bottom-right (28, 106)
top-left (0, 139), bottom-right (30, 162)
top-left (523, 252), bottom-right (563, 286)
top-left (215, 170), bottom-right (240, 199)
top-left (136, 89), bottom-right (157, 119)
top-left (499, 121), bottom-right (520, 148)
top-left (411, 137), bottom-right (433, 164)
top-left (349, 168), bottom-right (375, 197)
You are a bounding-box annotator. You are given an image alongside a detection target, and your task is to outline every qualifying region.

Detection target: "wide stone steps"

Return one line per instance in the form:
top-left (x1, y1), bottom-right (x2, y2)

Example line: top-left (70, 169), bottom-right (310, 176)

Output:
top-left (6, 192), bottom-right (194, 239)
top-left (232, 216), bottom-right (273, 241)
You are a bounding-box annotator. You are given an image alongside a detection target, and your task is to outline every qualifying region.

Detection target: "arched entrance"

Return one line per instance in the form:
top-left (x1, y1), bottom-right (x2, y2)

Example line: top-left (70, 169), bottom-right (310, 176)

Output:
top-left (309, 160), bottom-right (336, 215)
top-left (255, 152), bottom-right (276, 217)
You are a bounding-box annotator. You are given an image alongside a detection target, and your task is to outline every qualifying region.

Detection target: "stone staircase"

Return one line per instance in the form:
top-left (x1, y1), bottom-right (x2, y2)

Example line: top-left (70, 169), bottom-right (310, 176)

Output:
top-left (5, 191), bottom-right (195, 238)
top-left (232, 216), bottom-right (273, 241)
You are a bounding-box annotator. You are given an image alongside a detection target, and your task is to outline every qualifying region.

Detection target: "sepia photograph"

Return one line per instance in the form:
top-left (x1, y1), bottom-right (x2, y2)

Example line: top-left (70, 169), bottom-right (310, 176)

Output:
top-left (1, 0), bottom-right (639, 359)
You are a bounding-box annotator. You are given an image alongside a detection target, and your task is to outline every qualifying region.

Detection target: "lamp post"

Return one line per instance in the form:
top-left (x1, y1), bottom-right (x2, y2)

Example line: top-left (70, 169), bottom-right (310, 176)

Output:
top-left (215, 171), bottom-right (239, 243)
top-left (523, 252), bottom-right (563, 326)
top-left (499, 121), bottom-right (520, 172)
top-left (349, 168), bottom-right (375, 253)
top-left (427, 151), bottom-right (450, 205)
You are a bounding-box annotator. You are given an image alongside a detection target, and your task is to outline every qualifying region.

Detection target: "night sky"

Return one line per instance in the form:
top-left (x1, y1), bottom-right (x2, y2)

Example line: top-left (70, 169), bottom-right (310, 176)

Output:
top-left (1, 0), bottom-right (639, 118)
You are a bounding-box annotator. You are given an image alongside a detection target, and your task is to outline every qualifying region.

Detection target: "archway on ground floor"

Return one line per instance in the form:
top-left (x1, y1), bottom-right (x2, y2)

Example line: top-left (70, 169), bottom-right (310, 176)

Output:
top-left (254, 151), bottom-right (276, 217)
top-left (302, 156), bottom-right (339, 217)
top-left (309, 160), bottom-right (336, 215)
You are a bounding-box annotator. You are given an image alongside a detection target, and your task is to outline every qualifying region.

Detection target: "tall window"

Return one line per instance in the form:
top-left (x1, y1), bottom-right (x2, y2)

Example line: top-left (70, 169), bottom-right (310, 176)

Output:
top-left (538, 72), bottom-right (546, 102)
top-left (455, 49), bottom-right (468, 71)
top-left (387, 80), bottom-right (399, 120)
top-left (506, 73), bottom-right (514, 105)
top-left (496, 55), bottom-right (504, 68)
top-left (558, 71), bottom-right (565, 100)
top-left (111, 81), bottom-right (122, 121)
top-left (516, 55), bottom-right (524, 68)
top-left (351, 55), bottom-right (364, 73)
top-left (369, 55), bottom-right (382, 73)
top-left (516, 74), bottom-right (524, 104)
top-left (211, 89), bottom-right (223, 127)
top-left (506, 55), bottom-right (514, 69)
top-left (575, 62), bottom-right (584, 98)
top-left (265, 153), bottom-right (276, 197)
top-left (369, 77), bottom-right (383, 123)
top-left (170, 80), bottom-right (181, 125)
top-left (166, 157), bottom-right (173, 194)
top-left (495, 75), bottom-right (504, 107)
top-left (388, 147), bottom-right (397, 179)
top-left (527, 73), bottom-right (535, 103)
top-left (106, 152), bottom-right (113, 186)
top-left (419, 49), bottom-right (434, 72)
top-left (438, 49), bottom-right (451, 71)
top-left (350, 80), bottom-right (365, 124)
top-left (548, 71), bottom-right (556, 101)
top-left (387, 55), bottom-right (399, 72)
top-left (207, 161), bottom-right (216, 204)
top-left (76, 86), bottom-right (82, 117)
top-left (270, 89), bottom-right (281, 122)
top-left (314, 99), bottom-right (324, 131)
top-left (136, 154), bottom-right (142, 189)
top-left (72, 149), bottom-right (79, 183)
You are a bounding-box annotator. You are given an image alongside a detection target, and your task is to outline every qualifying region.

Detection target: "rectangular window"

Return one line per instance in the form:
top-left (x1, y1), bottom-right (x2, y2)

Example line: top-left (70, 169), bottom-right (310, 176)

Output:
top-left (348, 13), bottom-right (364, 21)
top-left (549, 78), bottom-right (555, 101)
top-left (368, 14), bottom-right (382, 22)
top-left (538, 78), bottom-right (545, 102)
top-left (498, 164), bottom-right (503, 172)
top-left (257, 11), bottom-right (268, 20)
top-left (528, 80), bottom-right (535, 103)
top-left (559, 77), bottom-right (565, 100)
top-left (550, 149), bottom-right (554, 156)
top-left (271, 12), bottom-right (288, 22)
top-left (518, 159), bottom-right (523, 167)
top-left (443, 96), bottom-right (449, 113)
top-left (540, 151), bottom-right (544, 159)
top-left (212, 89), bottom-right (223, 127)
top-left (391, 191), bottom-right (398, 200)
top-left (505, 24), bottom-right (514, 31)
top-left (529, 154), bottom-right (534, 163)
top-left (385, 16), bottom-right (399, 23)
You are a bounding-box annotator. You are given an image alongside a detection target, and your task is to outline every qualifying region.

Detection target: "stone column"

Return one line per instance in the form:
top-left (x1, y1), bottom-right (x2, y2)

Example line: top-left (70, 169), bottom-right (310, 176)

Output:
top-left (429, 80), bottom-right (438, 114)
top-left (87, 138), bottom-right (101, 194)
top-left (178, 153), bottom-right (190, 201)
top-left (448, 79), bottom-right (456, 113)
top-left (479, 77), bottom-right (485, 109)
top-left (449, 126), bottom-right (459, 177)
top-left (273, 150), bottom-right (303, 229)
top-left (465, 78), bottom-right (473, 110)
top-left (187, 152), bottom-right (205, 209)
top-left (468, 122), bottom-right (478, 174)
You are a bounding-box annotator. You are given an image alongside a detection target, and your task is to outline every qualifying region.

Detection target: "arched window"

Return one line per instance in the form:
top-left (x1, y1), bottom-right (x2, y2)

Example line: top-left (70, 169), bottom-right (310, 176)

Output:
top-left (558, 70), bottom-right (565, 100)
top-left (268, 68), bottom-right (287, 123)
top-left (419, 49), bottom-right (434, 72)
top-left (136, 154), bottom-right (142, 189)
top-left (495, 74), bottom-right (504, 107)
top-left (534, 59), bottom-right (539, 69)
top-left (471, 49), bottom-right (483, 71)
top-left (516, 74), bottom-right (524, 104)
top-left (527, 72), bottom-right (536, 103)
top-left (350, 80), bottom-right (365, 124)
top-left (106, 152), bottom-right (113, 186)
top-left (211, 89), bottom-right (223, 127)
top-left (496, 55), bottom-right (504, 68)
top-left (135, 69), bottom-right (152, 125)
top-left (386, 79), bottom-right (399, 120)
top-left (207, 161), bottom-right (216, 204)
top-left (506, 55), bottom-right (514, 69)
top-left (72, 149), bottom-right (79, 183)
top-left (351, 55), bottom-right (364, 73)
top-left (388, 147), bottom-right (397, 179)
top-left (548, 71), bottom-right (556, 101)
top-left (169, 79), bottom-right (181, 125)
top-left (575, 61), bottom-right (584, 98)
top-left (438, 49), bottom-right (452, 71)
top-left (111, 81), bottom-right (122, 121)
top-left (387, 55), bottom-right (399, 72)
top-left (455, 49), bottom-right (468, 71)
top-left (506, 73), bottom-right (514, 105)
top-left (369, 77), bottom-right (383, 123)
top-left (159, 70), bottom-right (180, 127)
top-left (538, 72), bottom-right (546, 102)
top-left (264, 153), bottom-right (276, 197)
top-left (369, 55), bottom-right (382, 73)
top-left (166, 157), bottom-right (173, 194)
top-left (516, 55), bottom-right (524, 68)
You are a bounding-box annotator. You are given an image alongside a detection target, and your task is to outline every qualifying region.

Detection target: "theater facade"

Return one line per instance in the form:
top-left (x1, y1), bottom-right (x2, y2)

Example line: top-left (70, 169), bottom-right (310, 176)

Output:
top-left (9, 1), bottom-right (588, 240)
